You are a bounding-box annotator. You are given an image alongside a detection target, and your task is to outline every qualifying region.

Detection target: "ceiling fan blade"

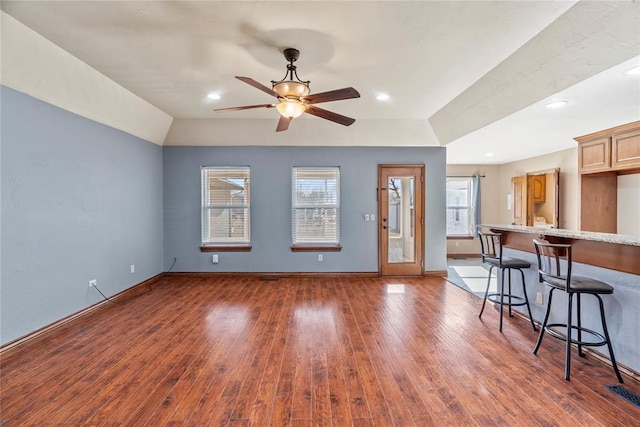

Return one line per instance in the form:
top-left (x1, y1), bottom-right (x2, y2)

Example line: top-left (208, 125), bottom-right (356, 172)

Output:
top-left (214, 104), bottom-right (275, 113)
top-left (276, 116), bottom-right (291, 132)
top-left (304, 105), bottom-right (356, 126)
top-left (303, 87), bottom-right (360, 105)
top-left (235, 76), bottom-right (279, 98)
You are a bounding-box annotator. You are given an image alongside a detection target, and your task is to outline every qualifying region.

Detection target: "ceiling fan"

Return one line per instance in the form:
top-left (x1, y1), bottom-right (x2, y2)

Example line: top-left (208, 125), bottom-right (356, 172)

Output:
top-left (214, 48), bottom-right (360, 132)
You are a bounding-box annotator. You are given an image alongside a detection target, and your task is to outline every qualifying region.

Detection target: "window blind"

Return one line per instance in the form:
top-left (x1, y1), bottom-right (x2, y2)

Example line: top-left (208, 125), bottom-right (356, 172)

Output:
top-left (202, 167), bottom-right (250, 244)
top-left (292, 167), bottom-right (340, 244)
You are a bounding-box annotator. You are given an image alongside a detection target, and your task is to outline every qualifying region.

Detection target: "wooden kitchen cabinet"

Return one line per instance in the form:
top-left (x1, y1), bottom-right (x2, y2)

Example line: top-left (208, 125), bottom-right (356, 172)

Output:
top-left (574, 120), bottom-right (640, 233)
top-left (531, 175), bottom-right (546, 203)
top-left (578, 136), bottom-right (610, 173)
top-left (612, 128), bottom-right (640, 171)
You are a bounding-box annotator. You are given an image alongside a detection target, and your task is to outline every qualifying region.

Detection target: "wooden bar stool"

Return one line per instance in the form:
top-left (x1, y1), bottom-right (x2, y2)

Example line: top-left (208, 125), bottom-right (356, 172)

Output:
top-left (532, 239), bottom-right (623, 383)
top-left (478, 231), bottom-right (536, 332)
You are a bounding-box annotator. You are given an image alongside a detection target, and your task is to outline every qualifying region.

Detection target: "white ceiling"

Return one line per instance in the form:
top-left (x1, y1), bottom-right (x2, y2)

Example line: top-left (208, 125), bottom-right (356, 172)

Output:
top-left (2, 1), bottom-right (639, 164)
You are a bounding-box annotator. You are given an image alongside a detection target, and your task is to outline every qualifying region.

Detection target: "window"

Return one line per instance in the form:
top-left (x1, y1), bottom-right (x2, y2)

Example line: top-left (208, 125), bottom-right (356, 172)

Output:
top-left (446, 177), bottom-right (473, 236)
top-left (202, 167), bottom-right (250, 245)
top-left (292, 167), bottom-right (340, 246)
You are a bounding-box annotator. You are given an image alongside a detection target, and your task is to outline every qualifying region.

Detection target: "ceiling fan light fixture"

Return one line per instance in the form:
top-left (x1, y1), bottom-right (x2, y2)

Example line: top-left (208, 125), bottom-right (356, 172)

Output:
top-left (273, 81), bottom-right (310, 98)
top-left (216, 48), bottom-right (358, 131)
top-left (276, 99), bottom-right (306, 119)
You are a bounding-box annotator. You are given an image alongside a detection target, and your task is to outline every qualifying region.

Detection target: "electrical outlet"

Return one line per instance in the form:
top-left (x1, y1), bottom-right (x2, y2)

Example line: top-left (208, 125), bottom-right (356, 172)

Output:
top-left (318, 254), bottom-right (323, 262)
top-left (130, 264), bottom-right (135, 274)
top-left (536, 292), bottom-right (543, 304)
top-left (89, 279), bottom-right (97, 288)
top-left (212, 254), bottom-right (219, 264)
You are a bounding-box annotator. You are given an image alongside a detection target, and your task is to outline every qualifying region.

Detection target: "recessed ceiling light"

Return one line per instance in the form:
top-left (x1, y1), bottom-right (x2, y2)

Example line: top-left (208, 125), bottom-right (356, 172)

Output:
top-left (485, 152), bottom-right (494, 157)
top-left (376, 93), bottom-right (390, 101)
top-left (207, 92), bottom-right (221, 100)
top-left (624, 65), bottom-right (640, 75)
top-left (545, 100), bottom-right (568, 109)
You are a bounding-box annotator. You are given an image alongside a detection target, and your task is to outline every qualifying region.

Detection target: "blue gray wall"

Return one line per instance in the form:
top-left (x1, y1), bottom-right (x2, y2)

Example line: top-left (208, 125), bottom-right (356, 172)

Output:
top-left (0, 85), bottom-right (448, 345)
top-left (1, 86), bottom-right (164, 345)
top-left (163, 146), bottom-right (447, 273)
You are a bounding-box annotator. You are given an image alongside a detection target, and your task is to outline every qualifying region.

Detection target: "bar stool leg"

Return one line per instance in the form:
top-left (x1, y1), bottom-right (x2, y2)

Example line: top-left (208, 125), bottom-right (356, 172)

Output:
top-left (534, 288), bottom-right (554, 354)
top-left (577, 293), bottom-right (584, 357)
top-left (565, 292), bottom-right (574, 381)
top-left (479, 265), bottom-right (494, 318)
top-left (499, 268), bottom-right (506, 332)
top-left (518, 268), bottom-right (536, 331)
top-left (508, 269), bottom-right (513, 317)
top-left (596, 295), bottom-right (624, 383)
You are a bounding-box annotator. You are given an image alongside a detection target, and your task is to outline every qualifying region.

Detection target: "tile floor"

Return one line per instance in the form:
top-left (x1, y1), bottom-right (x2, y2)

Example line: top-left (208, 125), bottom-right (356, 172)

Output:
top-left (446, 257), bottom-right (497, 296)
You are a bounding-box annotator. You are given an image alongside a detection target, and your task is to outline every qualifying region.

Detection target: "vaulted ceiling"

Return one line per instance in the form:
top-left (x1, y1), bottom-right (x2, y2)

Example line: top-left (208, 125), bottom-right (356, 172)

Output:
top-left (2, 1), bottom-right (639, 164)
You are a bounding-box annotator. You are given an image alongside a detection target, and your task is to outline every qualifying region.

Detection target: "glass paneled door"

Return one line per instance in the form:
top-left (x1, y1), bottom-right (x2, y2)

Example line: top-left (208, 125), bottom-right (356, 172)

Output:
top-left (378, 165), bottom-right (424, 276)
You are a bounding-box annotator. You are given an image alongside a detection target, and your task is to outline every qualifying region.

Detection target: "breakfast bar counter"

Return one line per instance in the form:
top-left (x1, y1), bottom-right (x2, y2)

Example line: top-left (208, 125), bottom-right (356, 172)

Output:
top-left (481, 224), bottom-right (640, 275)
top-left (480, 224), bottom-right (640, 376)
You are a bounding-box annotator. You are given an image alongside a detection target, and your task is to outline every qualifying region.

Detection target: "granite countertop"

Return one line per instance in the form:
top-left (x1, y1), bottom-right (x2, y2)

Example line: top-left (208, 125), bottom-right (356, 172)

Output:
top-left (480, 224), bottom-right (640, 247)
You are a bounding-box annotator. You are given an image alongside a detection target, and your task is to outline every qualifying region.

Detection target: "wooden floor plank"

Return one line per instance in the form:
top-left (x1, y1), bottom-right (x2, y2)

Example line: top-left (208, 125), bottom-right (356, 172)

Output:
top-left (0, 280), bottom-right (179, 416)
top-left (69, 280), bottom-right (223, 425)
top-left (269, 286), bottom-right (298, 427)
top-left (3, 279), bottom-right (201, 425)
top-left (2, 275), bottom-right (640, 426)
top-left (139, 281), bottom-right (254, 426)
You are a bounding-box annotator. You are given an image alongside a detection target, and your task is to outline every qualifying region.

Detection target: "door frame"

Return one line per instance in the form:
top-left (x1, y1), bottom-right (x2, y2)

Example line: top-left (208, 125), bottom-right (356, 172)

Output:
top-left (377, 164), bottom-right (425, 276)
top-left (525, 168), bottom-right (560, 228)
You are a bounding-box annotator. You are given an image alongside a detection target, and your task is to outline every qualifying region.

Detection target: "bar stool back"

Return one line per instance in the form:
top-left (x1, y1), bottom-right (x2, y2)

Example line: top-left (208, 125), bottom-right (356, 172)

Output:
top-left (532, 239), bottom-right (623, 383)
top-left (478, 231), bottom-right (536, 332)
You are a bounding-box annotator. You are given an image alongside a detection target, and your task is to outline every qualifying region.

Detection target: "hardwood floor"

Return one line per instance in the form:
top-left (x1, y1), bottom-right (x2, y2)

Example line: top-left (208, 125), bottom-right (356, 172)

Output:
top-left (2, 275), bottom-right (640, 426)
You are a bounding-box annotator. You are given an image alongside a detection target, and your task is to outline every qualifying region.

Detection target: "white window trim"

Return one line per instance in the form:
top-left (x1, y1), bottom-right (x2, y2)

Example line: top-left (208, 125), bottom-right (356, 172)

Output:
top-left (292, 167), bottom-right (341, 246)
top-left (201, 166), bottom-right (250, 246)
top-left (446, 176), bottom-right (474, 237)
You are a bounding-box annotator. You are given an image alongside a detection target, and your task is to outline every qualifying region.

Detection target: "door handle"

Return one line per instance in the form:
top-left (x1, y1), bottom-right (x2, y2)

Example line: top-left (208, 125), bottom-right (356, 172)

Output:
top-left (382, 225), bottom-right (388, 230)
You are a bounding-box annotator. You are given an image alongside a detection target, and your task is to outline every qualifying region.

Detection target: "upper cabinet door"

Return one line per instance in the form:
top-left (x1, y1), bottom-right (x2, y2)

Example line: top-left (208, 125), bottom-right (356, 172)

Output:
top-left (612, 129), bottom-right (640, 171)
top-left (531, 175), bottom-right (546, 203)
top-left (578, 137), bottom-right (610, 173)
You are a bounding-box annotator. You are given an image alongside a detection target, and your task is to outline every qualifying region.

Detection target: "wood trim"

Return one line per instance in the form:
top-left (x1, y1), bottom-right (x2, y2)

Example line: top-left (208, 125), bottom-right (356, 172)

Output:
top-left (290, 245), bottom-right (342, 252)
top-left (200, 245), bottom-right (252, 252)
top-left (618, 167), bottom-right (640, 176)
top-left (164, 271), bottom-right (378, 278)
top-left (447, 253), bottom-right (482, 259)
top-left (424, 270), bottom-right (448, 277)
top-left (0, 273), bottom-right (165, 356)
top-left (574, 120), bottom-right (640, 143)
top-left (377, 163), bottom-right (426, 168)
